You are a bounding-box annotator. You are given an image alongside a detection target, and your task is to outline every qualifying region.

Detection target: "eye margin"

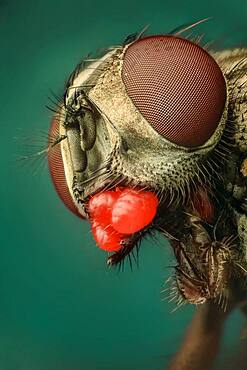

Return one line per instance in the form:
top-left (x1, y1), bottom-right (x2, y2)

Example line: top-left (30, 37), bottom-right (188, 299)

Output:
top-left (47, 116), bottom-right (84, 219)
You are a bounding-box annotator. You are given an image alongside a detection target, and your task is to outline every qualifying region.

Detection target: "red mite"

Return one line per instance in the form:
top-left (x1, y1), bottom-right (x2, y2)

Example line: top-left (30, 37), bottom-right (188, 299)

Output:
top-left (88, 189), bottom-right (158, 252)
top-left (191, 187), bottom-right (214, 223)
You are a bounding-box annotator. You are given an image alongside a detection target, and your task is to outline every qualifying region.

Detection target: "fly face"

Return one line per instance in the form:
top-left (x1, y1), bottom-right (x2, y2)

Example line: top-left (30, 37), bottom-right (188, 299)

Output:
top-left (48, 33), bottom-right (229, 218)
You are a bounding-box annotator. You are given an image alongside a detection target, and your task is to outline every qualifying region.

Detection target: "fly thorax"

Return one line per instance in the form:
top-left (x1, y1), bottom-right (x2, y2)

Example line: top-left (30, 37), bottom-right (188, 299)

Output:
top-left (213, 49), bottom-right (247, 152)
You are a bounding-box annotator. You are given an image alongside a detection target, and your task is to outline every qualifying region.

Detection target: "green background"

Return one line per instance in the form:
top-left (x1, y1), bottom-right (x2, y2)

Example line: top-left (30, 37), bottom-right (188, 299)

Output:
top-left (1, 0), bottom-right (247, 369)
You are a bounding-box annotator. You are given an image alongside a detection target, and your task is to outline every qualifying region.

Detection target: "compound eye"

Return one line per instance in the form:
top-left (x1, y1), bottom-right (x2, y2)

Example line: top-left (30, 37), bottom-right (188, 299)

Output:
top-left (48, 118), bottom-right (82, 218)
top-left (122, 35), bottom-right (226, 147)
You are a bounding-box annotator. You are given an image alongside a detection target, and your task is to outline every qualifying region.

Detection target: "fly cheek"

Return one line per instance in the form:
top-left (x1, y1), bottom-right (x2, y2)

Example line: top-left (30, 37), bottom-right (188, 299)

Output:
top-left (121, 35), bottom-right (227, 148)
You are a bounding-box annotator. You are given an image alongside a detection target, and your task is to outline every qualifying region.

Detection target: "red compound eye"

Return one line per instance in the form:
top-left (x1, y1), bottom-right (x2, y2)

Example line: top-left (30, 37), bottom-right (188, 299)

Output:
top-left (48, 118), bottom-right (82, 218)
top-left (122, 35), bottom-right (227, 147)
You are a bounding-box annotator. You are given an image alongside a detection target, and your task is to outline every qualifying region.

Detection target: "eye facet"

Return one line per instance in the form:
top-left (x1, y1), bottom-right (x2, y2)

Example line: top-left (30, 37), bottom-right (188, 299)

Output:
top-left (48, 118), bottom-right (82, 218)
top-left (122, 35), bottom-right (227, 147)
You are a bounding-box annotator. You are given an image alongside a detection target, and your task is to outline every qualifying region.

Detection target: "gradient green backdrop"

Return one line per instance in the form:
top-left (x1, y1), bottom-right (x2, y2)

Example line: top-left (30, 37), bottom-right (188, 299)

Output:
top-left (1, 0), bottom-right (247, 369)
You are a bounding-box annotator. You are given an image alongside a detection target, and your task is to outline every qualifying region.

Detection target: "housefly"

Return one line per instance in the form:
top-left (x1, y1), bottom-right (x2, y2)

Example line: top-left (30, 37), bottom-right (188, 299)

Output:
top-left (47, 22), bottom-right (247, 310)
